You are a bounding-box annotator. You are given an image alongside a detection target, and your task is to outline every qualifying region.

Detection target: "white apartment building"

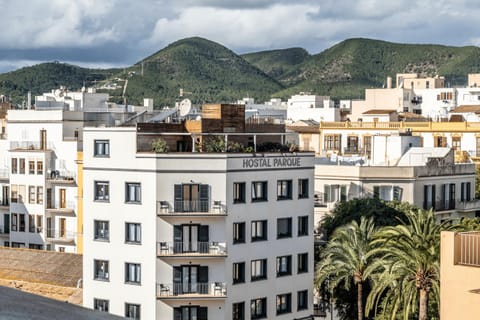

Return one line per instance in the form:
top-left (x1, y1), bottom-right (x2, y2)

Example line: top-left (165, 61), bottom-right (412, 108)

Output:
top-left (314, 135), bottom-right (479, 226)
top-left (82, 127), bottom-right (315, 320)
top-left (5, 109), bottom-right (81, 252)
top-left (287, 94), bottom-right (340, 122)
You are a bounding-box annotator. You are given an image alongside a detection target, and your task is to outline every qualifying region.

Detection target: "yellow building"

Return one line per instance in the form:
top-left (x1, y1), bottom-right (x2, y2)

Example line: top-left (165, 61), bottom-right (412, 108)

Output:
top-left (440, 231), bottom-right (480, 319)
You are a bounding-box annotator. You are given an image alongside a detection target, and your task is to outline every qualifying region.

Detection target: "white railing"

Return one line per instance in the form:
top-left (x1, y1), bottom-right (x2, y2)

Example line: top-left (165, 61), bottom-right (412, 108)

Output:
top-left (157, 241), bottom-right (227, 256)
top-left (157, 200), bottom-right (227, 215)
top-left (47, 200), bottom-right (76, 211)
top-left (457, 232), bottom-right (480, 267)
top-left (47, 169), bottom-right (76, 182)
top-left (0, 168), bottom-right (9, 179)
top-left (10, 141), bottom-right (54, 150)
top-left (45, 229), bottom-right (77, 240)
top-left (156, 282), bottom-right (226, 297)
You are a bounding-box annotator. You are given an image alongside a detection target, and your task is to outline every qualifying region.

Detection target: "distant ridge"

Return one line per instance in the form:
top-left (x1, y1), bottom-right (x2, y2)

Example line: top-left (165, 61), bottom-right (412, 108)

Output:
top-left (1, 37), bottom-right (480, 106)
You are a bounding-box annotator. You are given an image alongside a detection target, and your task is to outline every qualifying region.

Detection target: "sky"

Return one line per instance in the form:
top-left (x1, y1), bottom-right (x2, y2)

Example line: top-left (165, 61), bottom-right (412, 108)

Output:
top-left (0, 0), bottom-right (480, 73)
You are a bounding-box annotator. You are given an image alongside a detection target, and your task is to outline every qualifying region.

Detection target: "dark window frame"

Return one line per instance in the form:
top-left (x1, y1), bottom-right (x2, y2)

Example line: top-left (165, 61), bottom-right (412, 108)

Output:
top-left (277, 217), bottom-right (292, 239)
top-left (233, 182), bottom-right (246, 204)
top-left (298, 179), bottom-right (309, 199)
top-left (233, 222), bottom-right (246, 244)
top-left (276, 255), bottom-right (292, 277)
top-left (251, 220), bottom-right (267, 242)
top-left (277, 180), bottom-right (292, 200)
top-left (233, 262), bottom-right (245, 284)
top-left (94, 140), bottom-right (110, 157)
top-left (251, 259), bottom-right (267, 281)
top-left (251, 181), bottom-right (268, 202)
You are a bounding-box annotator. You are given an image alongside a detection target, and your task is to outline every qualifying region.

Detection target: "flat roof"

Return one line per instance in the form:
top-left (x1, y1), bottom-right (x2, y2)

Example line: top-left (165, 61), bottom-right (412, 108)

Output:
top-left (0, 286), bottom-right (122, 320)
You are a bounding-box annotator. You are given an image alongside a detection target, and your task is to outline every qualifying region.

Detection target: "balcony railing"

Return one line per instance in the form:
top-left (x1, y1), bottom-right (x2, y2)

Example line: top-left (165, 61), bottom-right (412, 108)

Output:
top-left (46, 200), bottom-right (76, 211)
top-left (0, 168), bottom-right (8, 180)
top-left (0, 226), bottom-right (9, 234)
top-left (157, 241), bottom-right (227, 256)
top-left (10, 141), bottom-right (54, 150)
top-left (156, 282), bottom-right (226, 298)
top-left (456, 232), bottom-right (480, 267)
top-left (157, 200), bottom-right (227, 215)
top-left (45, 229), bottom-right (76, 242)
top-left (47, 170), bottom-right (76, 183)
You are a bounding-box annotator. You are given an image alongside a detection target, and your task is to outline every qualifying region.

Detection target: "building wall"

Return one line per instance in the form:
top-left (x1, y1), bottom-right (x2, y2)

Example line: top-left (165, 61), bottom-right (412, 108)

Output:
top-left (440, 231), bottom-right (480, 320)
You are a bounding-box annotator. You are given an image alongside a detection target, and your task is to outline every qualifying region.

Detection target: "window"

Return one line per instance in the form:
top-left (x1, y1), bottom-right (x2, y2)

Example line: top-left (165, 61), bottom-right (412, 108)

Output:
top-left (363, 136), bottom-right (372, 158)
top-left (323, 184), bottom-right (347, 203)
top-left (18, 185), bottom-right (25, 203)
top-left (19, 214), bottom-right (25, 232)
top-left (125, 303), bottom-right (140, 319)
top-left (11, 158), bottom-right (17, 174)
top-left (251, 259), bottom-right (267, 281)
top-left (251, 220), bottom-right (267, 242)
top-left (94, 140), bottom-right (110, 157)
top-left (36, 187), bottom-right (43, 204)
top-left (373, 185), bottom-right (402, 201)
top-left (434, 136), bottom-right (447, 147)
top-left (11, 185), bottom-right (17, 203)
top-left (297, 290), bottom-right (308, 311)
top-left (276, 293), bottom-right (291, 315)
top-left (277, 218), bottom-right (292, 239)
top-left (125, 223), bottom-right (141, 244)
top-left (452, 136), bottom-right (461, 151)
top-left (36, 216), bottom-right (43, 233)
top-left (443, 183), bottom-right (456, 210)
top-left (28, 215), bottom-right (35, 233)
top-left (125, 263), bottom-right (141, 284)
top-left (125, 183), bottom-right (141, 203)
top-left (276, 255), bottom-right (292, 277)
top-left (298, 179), bottom-right (309, 199)
top-left (29, 243), bottom-right (43, 250)
top-left (29, 186), bottom-right (36, 204)
top-left (233, 222), bottom-right (245, 244)
top-left (232, 302), bottom-right (245, 320)
top-left (94, 181), bottom-right (109, 201)
top-left (94, 298), bottom-right (109, 312)
top-left (346, 135), bottom-right (359, 153)
top-left (11, 214), bottom-right (17, 232)
top-left (277, 180), bottom-right (292, 200)
top-left (94, 220), bottom-right (109, 241)
top-left (250, 298), bottom-right (267, 319)
top-left (298, 253), bottom-right (308, 273)
top-left (298, 216), bottom-right (309, 236)
top-left (423, 185), bottom-right (436, 210)
top-left (233, 182), bottom-right (246, 204)
top-left (324, 134), bottom-right (341, 150)
top-left (251, 181), bottom-right (268, 202)
top-left (94, 259), bottom-right (109, 281)
top-left (37, 161), bottom-right (43, 175)
top-left (233, 262), bottom-right (245, 284)
top-left (461, 182), bottom-right (472, 202)
top-left (28, 161), bottom-right (35, 174)
top-left (174, 306), bottom-right (207, 320)
top-left (19, 158), bottom-right (25, 174)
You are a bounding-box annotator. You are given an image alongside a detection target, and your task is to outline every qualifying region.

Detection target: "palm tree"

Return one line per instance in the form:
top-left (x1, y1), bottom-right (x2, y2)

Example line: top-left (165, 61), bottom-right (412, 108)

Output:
top-left (365, 209), bottom-right (444, 320)
top-left (316, 217), bottom-right (376, 320)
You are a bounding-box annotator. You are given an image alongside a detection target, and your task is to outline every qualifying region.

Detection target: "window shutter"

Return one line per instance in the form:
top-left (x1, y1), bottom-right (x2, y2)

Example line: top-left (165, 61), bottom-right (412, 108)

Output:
top-left (197, 307), bottom-right (208, 320)
top-left (173, 226), bottom-right (182, 253)
top-left (373, 186), bottom-right (380, 199)
top-left (432, 185), bottom-right (436, 210)
top-left (423, 185), bottom-right (428, 209)
top-left (173, 267), bottom-right (182, 295)
top-left (442, 184), bottom-right (446, 210)
top-left (173, 308), bottom-right (182, 320)
top-left (340, 185), bottom-right (347, 201)
top-left (467, 182), bottom-right (472, 201)
top-left (461, 182), bottom-right (465, 201)
top-left (198, 225), bottom-right (209, 242)
top-left (174, 184), bottom-right (183, 212)
top-left (324, 185), bottom-right (330, 202)
top-left (199, 184), bottom-right (209, 212)
top-left (198, 266), bottom-right (209, 294)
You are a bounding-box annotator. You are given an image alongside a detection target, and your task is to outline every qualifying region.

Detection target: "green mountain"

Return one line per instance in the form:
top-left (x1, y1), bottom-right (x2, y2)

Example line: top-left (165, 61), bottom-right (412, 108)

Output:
top-left (2, 37), bottom-right (480, 106)
top-left (119, 37), bottom-right (284, 106)
top-left (252, 38), bottom-right (480, 99)
top-left (241, 48), bottom-right (310, 85)
top-left (0, 62), bottom-right (118, 104)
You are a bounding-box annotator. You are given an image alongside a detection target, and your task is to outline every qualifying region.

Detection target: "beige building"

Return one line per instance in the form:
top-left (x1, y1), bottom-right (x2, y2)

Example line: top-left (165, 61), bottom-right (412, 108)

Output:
top-left (440, 231), bottom-right (480, 319)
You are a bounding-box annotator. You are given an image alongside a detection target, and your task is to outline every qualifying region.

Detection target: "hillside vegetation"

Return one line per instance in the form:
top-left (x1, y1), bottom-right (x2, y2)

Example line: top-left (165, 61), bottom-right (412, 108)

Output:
top-left (1, 37), bottom-right (480, 106)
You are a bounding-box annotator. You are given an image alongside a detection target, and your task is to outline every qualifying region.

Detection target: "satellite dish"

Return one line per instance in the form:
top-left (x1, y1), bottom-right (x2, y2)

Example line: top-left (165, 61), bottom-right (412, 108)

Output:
top-left (178, 98), bottom-right (192, 117)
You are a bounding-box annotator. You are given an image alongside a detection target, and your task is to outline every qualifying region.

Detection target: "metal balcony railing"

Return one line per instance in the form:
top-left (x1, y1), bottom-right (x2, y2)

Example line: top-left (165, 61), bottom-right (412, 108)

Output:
top-left (157, 200), bottom-right (226, 215)
top-left (156, 282), bottom-right (226, 297)
top-left (45, 229), bottom-right (77, 241)
top-left (46, 200), bottom-right (76, 211)
top-left (456, 232), bottom-right (480, 267)
top-left (157, 241), bottom-right (227, 256)
top-left (47, 170), bottom-right (76, 182)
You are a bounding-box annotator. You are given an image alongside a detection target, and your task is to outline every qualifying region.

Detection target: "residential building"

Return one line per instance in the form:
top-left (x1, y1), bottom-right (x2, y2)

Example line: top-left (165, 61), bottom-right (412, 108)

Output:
top-left (287, 93), bottom-right (340, 122)
top-left (82, 104), bottom-right (315, 319)
top-left (313, 135), bottom-right (479, 227)
top-left (440, 231), bottom-right (480, 319)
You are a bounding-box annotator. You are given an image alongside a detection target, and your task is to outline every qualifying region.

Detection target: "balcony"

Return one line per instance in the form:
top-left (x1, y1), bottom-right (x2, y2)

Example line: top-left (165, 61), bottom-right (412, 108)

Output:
top-left (455, 232), bottom-right (480, 267)
top-left (10, 141), bottom-right (54, 151)
top-left (0, 200), bottom-right (9, 209)
top-left (46, 170), bottom-right (76, 184)
top-left (343, 147), bottom-right (360, 155)
top-left (46, 200), bottom-right (75, 216)
top-left (0, 168), bottom-right (8, 181)
top-left (456, 199), bottom-right (480, 212)
top-left (45, 229), bottom-right (76, 244)
top-left (157, 241), bottom-right (227, 257)
top-left (157, 200), bottom-right (227, 217)
top-left (0, 226), bottom-right (9, 236)
top-left (156, 282), bottom-right (227, 299)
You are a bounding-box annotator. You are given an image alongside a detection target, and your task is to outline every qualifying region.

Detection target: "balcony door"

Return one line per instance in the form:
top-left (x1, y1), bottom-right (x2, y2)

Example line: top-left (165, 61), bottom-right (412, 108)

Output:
top-left (59, 218), bottom-right (66, 238)
top-left (174, 225), bottom-right (209, 253)
top-left (174, 184), bottom-right (209, 212)
top-left (173, 265), bottom-right (208, 295)
top-left (59, 189), bottom-right (66, 208)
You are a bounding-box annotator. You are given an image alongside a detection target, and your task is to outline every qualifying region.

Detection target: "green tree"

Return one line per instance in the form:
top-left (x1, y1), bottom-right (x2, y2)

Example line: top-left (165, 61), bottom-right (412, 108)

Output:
top-left (316, 217), bottom-right (377, 320)
top-left (365, 209), bottom-right (444, 320)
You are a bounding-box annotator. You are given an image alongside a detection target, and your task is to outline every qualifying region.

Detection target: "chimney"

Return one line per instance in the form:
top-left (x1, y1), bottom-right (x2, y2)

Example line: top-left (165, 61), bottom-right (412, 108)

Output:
top-left (387, 76), bottom-right (392, 89)
top-left (40, 129), bottom-right (47, 150)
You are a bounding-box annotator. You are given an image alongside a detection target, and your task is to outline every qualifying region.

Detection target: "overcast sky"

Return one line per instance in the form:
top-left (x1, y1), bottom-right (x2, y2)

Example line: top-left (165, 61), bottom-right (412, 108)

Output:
top-left (0, 0), bottom-right (479, 73)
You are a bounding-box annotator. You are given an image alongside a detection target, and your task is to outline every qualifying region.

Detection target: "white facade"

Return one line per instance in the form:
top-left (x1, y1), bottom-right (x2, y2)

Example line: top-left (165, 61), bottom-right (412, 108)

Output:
top-left (287, 94), bottom-right (340, 122)
top-left (82, 127), bottom-right (315, 320)
top-left (5, 109), bottom-right (80, 252)
top-left (35, 87), bottom-right (109, 112)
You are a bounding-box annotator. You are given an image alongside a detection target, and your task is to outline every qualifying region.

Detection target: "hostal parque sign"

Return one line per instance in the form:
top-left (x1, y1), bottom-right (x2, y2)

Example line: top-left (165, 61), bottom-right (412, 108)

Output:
top-left (242, 157), bottom-right (301, 168)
